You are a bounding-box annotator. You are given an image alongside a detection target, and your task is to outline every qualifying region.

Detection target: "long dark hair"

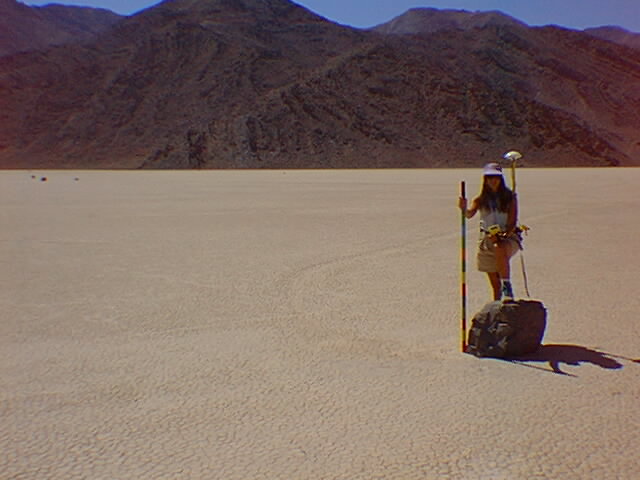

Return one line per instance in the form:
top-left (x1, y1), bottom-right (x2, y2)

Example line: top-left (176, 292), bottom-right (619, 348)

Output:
top-left (477, 176), bottom-right (514, 212)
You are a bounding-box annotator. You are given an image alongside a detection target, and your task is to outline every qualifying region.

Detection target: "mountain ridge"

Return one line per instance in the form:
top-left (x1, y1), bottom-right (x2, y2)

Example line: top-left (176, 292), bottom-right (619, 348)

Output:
top-left (371, 8), bottom-right (527, 35)
top-left (0, 0), bottom-right (122, 56)
top-left (584, 26), bottom-right (640, 50)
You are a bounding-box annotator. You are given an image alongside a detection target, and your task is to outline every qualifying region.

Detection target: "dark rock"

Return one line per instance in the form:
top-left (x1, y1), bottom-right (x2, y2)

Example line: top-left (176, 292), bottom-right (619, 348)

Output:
top-left (467, 299), bottom-right (547, 358)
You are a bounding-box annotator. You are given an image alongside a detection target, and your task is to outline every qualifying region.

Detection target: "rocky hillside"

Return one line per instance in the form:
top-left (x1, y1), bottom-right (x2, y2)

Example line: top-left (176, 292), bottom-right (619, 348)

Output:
top-left (1, 0), bottom-right (639, 168)
top-left (0, 0), bottom-right (122, 56)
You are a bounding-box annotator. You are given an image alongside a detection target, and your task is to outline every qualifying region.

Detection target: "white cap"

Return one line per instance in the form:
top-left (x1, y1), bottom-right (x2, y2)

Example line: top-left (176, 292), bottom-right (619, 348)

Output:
top-left (483, 162), bottom-right (503, 176)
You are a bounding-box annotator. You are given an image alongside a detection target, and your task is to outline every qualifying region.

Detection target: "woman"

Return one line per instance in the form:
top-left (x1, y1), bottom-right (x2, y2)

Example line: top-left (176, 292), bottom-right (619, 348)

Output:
top-left (458, 163), bottom-right (520, 300)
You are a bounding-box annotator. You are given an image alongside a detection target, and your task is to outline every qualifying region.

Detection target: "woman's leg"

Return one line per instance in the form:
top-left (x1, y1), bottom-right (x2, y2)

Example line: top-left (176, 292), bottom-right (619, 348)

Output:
top-left (494, 239), bottom-right (517, 298)
top-left (487, 272), bottom-right (501, 300)
top-left (494, 241), bottom-right (510, 279)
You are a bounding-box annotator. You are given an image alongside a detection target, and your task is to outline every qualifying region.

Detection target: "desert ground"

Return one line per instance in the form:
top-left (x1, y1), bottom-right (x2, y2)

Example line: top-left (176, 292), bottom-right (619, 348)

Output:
top-left (1, 168), bottom-right (638, 479)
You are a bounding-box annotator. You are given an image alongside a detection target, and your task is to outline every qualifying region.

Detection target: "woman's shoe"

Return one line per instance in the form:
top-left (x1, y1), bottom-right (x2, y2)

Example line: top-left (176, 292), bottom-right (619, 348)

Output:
top-left (501, 281), bottom-right (514, 299)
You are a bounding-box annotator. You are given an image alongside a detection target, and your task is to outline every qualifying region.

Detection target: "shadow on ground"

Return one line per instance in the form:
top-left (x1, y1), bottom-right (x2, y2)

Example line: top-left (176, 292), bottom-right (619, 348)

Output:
top-left (507, 344), bottom-right (639, 376)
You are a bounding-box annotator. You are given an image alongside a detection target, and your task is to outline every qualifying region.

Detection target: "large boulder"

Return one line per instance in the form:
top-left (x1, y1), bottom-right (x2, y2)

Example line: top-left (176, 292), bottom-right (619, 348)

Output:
top-left (467, 299), bottom-right (547, 358)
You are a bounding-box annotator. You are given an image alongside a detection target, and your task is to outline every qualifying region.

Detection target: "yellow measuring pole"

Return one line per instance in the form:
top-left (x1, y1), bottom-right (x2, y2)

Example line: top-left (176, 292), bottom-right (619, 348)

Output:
top-left (460, 181), bottom-right (467, 352)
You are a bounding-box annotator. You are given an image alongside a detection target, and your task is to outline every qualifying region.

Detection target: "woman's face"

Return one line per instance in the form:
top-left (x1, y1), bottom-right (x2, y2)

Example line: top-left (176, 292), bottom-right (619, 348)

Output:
top-left (485, 175), bottom-right (501, 192)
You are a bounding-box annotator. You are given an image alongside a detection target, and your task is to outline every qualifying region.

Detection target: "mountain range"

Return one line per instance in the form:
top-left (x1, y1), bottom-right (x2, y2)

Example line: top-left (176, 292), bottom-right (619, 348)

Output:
top-left (1, 0), bottom-right (639, 168)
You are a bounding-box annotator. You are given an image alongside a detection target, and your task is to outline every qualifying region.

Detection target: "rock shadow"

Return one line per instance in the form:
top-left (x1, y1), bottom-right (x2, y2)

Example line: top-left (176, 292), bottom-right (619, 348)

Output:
top-left (508, 344), bottom-right (629, 376)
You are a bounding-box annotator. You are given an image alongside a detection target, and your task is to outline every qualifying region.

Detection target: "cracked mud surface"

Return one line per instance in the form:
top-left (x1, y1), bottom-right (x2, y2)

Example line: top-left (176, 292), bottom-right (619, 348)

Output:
top-left (1, 169), bottom-right (638, 479)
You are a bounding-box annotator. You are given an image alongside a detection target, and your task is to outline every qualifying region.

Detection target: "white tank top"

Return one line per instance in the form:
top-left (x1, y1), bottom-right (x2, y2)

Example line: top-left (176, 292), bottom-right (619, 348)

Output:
top-left (479, 205), bottom-right (508, 232)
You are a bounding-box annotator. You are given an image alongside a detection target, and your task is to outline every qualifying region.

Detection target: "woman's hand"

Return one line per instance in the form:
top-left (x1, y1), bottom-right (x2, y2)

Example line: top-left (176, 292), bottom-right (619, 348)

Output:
top-left (459, 197), bottom-right (477, 219)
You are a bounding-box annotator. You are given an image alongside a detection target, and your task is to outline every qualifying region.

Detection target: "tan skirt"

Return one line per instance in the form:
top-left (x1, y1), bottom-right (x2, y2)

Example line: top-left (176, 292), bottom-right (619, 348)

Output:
top-left (477, 234), bottom-right (520, 273)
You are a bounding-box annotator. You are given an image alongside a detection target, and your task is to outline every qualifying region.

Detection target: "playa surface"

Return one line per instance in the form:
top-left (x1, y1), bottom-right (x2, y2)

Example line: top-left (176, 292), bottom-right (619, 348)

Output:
top-left (1, 168), bottom-right (638, 479)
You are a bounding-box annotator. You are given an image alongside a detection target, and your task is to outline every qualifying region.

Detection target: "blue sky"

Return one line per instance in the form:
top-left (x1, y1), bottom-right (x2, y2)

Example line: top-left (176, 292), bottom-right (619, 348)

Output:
top-left (24, 0), bottom-right (640, 32)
